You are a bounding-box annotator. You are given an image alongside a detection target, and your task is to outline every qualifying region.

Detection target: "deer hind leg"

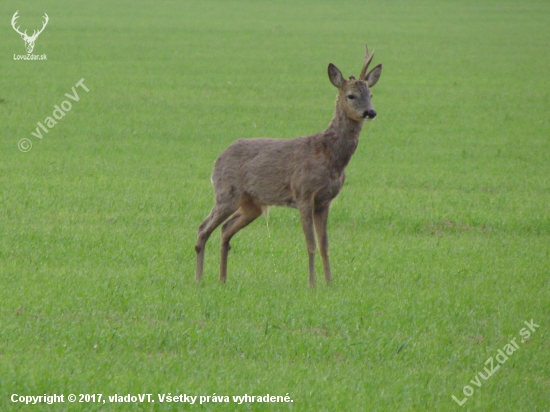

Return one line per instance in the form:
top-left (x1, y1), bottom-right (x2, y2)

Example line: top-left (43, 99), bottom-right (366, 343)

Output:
top-left (219, 193), bottom-right (263, 283)
top-left (313, 203), bottom-right (332, 284)
top-left (298, 201), bottom-right (317, 287)
top-left (195, 201), bottom-right (237, 283)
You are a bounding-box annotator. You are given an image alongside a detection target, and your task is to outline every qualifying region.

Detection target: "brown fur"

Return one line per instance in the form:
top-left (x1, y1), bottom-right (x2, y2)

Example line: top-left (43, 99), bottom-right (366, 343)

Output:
top-left (195, 44), bottom-right (383, 286)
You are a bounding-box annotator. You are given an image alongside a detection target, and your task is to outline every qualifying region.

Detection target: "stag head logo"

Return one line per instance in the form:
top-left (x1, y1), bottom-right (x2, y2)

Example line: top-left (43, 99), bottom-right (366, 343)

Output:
top-left (11, 11), bottom-right (49, 54)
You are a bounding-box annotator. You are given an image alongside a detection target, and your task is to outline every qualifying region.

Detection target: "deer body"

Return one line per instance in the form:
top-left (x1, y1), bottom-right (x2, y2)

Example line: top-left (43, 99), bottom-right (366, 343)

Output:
top-left (214, 129), bottom-right (354, 210)
top-left (195, 45), bottom-right (382, 286)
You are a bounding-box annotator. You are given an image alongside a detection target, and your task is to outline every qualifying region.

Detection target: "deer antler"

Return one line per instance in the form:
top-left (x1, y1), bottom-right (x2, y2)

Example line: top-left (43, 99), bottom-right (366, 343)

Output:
top-left (359, 43), bottom-right (375, 80)
top-left (11, 11), bottom-right (28, 37)
top-left (29, 13), bottom-right (49, 40)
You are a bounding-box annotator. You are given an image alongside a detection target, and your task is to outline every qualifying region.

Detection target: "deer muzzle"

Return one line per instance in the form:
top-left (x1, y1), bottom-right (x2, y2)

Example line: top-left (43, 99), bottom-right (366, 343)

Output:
top-left (362, 109), bottom-right (377, 120)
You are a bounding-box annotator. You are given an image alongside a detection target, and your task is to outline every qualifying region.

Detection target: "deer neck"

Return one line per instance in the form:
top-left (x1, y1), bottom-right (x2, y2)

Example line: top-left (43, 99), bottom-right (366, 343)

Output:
top-left (322, 101), bottom-right (364, 172)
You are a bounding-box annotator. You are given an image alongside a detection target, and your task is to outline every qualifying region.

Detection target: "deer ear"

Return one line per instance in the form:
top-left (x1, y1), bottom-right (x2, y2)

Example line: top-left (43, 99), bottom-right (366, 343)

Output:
top-left (328, 63), bottom-right (345, 88)
top-left (365, 64), bottom-right (382, 88)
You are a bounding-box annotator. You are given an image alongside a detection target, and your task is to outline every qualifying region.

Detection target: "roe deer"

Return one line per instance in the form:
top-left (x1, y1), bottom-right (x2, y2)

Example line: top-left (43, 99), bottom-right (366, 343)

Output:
top-left (195, 44), bottom-right (382, 286)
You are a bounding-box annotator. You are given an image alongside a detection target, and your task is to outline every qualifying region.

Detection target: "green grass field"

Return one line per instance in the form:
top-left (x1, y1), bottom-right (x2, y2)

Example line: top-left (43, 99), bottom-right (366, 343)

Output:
top-left (1, 0), bottom-right (549, 410)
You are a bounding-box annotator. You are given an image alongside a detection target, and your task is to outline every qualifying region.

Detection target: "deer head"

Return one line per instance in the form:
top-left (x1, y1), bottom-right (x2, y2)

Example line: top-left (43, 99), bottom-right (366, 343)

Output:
top-left (328, 44), bottom-right (383, 122)
top-left (11, 11), bottom-right (49, 54)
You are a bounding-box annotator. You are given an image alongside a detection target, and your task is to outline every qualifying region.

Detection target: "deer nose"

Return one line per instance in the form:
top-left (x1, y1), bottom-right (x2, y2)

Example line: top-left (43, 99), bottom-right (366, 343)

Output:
top-left (363, 109), bottom-right (376, 119)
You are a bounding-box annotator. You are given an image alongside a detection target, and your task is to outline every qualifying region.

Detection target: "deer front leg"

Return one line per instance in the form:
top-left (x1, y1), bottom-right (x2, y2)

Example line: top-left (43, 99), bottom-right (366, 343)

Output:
top-left (313, 203), bottom-right (332, 284)
top-left (299, 203), bottom-right (317, 287)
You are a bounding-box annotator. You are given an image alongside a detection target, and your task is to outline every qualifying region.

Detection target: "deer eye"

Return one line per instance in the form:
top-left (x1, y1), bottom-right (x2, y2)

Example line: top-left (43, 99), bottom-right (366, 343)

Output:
top-left (347, 95), bottom-right (356, 100)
